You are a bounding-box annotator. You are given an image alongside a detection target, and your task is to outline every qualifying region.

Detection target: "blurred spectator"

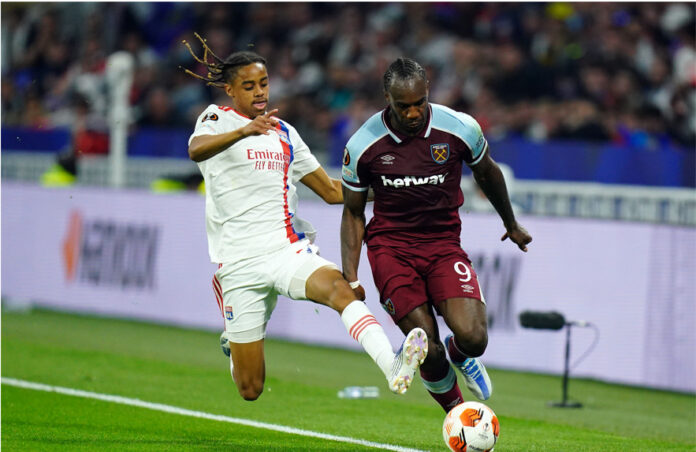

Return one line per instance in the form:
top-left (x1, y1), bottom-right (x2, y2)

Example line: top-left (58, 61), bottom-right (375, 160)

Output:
top-left (22, 90), bottom-right (51, 128)
top-left (552, 100), bottom-right (610, 142)
top-left (71, 94), bottom-right (108, 155)
top-left (2, 2), bottom-right (694, 160)
top-left (138, 87), bottom-right (183, 128)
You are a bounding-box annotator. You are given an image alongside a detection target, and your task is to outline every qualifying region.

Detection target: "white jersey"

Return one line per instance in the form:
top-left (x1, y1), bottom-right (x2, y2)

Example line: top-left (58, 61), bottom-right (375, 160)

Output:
top-left (189, 104), bottom-right (320, 263)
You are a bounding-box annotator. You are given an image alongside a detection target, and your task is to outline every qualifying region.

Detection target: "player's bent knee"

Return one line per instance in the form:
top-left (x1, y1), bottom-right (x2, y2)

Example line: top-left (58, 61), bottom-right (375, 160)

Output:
top-left (234, 370), bottom-right (265, 401)
top-left (463, 331), bottom-right (488, 357)
top-left (237, 379), bottom-right (264, 401)
top-left (240, 389), bottom-right (262, 401)
top-left (467, 337), bottom-right (488, 357)
top-left (454, 325), bottom-right (488, 357)
top-left (328, 279), bottom-right (356, 312)
top-left (305, 268), bottom-right (356, 313)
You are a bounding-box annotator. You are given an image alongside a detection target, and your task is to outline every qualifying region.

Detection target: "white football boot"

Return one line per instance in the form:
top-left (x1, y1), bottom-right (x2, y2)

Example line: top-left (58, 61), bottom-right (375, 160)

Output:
top-left (388, 328), bottom-right (428, 394)
top-left (220, 332), bottom-right (231, 357)
top-left (220, 333), bottom-right (235, 381)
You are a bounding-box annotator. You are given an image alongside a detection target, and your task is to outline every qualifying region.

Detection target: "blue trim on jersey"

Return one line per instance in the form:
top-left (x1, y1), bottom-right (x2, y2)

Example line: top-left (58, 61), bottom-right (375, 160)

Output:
top-left (345, 111), bottom-right (388, 153)
top-left (343, 112), bottom-right (388, 187)
top-left (278, 119), bottom-right (305, 242)
top-left (278, 120), bottom-right (295, 164)
top-left (430, 104), bottom-right (486, 161)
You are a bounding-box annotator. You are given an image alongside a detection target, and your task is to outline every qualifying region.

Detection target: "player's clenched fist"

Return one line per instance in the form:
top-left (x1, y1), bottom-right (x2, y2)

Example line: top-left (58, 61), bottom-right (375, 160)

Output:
top-left (242, 109), bottom-right (279, 136)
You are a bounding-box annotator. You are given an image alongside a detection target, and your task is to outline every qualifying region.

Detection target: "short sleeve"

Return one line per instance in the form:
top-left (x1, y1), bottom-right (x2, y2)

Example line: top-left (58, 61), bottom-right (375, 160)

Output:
top-left (287, 124), bottom-right (320, 180)
top-left (341, 145), bottom-right (369, 192)
top-left (341, 111), bottom-right (385, 192)
top-left (188, 105), bottom-right (226, 145)
top-left (456, 112), bottom-right (488, 166)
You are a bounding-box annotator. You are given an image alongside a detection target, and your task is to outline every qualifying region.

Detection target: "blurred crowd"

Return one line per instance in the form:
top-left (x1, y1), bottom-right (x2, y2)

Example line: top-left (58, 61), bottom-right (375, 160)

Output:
top-left (2, 2), bottom-right (694, 163)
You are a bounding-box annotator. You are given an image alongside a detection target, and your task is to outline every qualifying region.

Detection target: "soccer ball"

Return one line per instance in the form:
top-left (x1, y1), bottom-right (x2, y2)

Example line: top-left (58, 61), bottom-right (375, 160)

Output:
top-left (442, 401), bottom-right (499, 452)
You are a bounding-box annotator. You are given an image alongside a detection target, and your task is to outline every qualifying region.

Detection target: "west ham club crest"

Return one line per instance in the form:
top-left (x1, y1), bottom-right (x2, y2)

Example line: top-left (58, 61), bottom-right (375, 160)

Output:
top-left (382, 298), bottom-right (396, 315)
top-left (430, 143), bottom-right (449, 164)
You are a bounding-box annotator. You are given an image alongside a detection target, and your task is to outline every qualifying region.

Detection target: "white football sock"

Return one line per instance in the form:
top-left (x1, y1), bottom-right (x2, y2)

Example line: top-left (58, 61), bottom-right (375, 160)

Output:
top-left (341, 300), bottom-right (394, 377)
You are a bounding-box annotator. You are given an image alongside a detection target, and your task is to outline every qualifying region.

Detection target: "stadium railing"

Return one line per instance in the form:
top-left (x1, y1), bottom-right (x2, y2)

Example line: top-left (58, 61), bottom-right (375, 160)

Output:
top-left (486, 180), bottom-right (695, 226)
top-left (3, 151), bottom-right (693, 226)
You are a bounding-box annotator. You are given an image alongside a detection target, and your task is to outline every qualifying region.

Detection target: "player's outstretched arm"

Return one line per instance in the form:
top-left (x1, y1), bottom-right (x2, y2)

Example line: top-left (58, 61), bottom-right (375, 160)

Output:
top-left (341, 187), bottom-right (368, 300)
top-left (300, 167), bottom-right (343, 204)
top-left (471, 152), bottom-right (532, 252)
top-left (188, 109), bottom-right (279, 162)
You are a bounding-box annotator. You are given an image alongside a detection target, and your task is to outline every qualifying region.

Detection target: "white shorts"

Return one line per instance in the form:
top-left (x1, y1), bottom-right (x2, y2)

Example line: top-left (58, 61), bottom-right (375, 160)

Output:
top-left (212, 238), bottom-right (338, 344)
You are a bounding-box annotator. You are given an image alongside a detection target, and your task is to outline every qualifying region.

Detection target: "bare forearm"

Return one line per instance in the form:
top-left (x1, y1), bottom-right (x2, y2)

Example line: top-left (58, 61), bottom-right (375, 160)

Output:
top-left (329, 178), bottom-right (344, 204)
top-left (474, 163), bottom-right (517, 229)
top-left (188, 130), bottom-right (248, 162)
top-left (189, 109), bottom-right (280, 162)
top-left (299, 170), bottom-right (344, 204)
top-left (340, 207), bottom-right (365, 282)
top-left (320, 178), bottom-right (344, 205)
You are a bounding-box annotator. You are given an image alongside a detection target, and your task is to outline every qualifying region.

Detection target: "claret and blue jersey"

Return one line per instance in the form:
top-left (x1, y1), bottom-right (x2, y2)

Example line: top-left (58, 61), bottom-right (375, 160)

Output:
top-left (342, 103), bottom-right (488, 242)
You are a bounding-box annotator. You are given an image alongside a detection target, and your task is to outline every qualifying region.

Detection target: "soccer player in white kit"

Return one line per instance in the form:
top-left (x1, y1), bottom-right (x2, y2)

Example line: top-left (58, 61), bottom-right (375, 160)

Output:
top-left (184, 38), bottom-right (427, 401)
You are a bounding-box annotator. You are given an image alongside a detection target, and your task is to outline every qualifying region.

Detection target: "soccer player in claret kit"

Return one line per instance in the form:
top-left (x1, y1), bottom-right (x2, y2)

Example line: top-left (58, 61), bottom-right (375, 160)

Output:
top-left (183, 35), bottom-right (427, 401)
top-left (341, 58), bottom-right (532, 412)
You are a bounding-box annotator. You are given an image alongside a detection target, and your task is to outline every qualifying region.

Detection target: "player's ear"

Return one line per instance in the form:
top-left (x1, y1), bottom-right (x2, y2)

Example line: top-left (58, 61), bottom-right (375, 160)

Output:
top-left (224, 83), bottom-right (234, 98)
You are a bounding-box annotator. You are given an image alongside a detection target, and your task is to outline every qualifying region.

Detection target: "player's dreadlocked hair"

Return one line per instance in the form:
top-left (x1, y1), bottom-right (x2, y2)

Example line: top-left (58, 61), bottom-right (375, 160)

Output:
top-left (383, 58), bottom-right (427, 92)
top-left (181, 33), bottom-right (266, 88)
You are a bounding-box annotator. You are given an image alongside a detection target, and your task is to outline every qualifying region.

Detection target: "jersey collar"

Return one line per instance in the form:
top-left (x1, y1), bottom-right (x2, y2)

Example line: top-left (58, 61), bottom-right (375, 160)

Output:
top-left (381, 105), bottom-right (433, 143)
top-left (231, 108), bottom-right (251, 120)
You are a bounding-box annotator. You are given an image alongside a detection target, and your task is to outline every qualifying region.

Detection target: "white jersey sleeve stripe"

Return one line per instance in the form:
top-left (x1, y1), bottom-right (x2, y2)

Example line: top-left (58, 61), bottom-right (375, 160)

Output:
top-left (468, 141), bottom-right (488, 166)
top-left (341, 180), bottom-right (369, 192)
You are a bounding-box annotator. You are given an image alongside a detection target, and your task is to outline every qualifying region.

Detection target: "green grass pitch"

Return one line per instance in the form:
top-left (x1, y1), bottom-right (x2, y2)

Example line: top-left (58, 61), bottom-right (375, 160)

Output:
top-left (2, 309), bottom-right (695, 451)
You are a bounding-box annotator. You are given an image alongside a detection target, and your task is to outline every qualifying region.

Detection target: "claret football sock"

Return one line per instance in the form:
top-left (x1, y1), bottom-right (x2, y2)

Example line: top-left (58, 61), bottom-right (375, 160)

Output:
top-left (421, 365), bottom-right (464, 412)
top-left (446, 334), bottom-right (469, 362)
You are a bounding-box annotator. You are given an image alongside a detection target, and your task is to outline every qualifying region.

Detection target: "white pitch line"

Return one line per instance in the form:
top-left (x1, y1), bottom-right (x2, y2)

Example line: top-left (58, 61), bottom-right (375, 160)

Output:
top-left (2, 377), bottom-right (428, 452)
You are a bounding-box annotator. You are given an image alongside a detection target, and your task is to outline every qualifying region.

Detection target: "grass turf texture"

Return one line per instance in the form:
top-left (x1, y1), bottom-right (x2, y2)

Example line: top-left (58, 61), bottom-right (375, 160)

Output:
top-left (2, 309), bottom-right (695, 451)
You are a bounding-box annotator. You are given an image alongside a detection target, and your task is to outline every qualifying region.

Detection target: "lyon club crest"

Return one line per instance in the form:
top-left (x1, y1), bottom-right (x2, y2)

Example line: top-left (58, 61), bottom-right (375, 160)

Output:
top-left (277, 128), bottom-right (291, 145)
top-left (430, 143), bottom-right (449, 164)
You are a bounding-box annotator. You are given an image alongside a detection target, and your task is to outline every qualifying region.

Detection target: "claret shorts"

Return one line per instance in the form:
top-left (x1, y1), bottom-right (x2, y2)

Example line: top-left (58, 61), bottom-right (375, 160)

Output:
top-left (367, 240), bottom-right (485, 322)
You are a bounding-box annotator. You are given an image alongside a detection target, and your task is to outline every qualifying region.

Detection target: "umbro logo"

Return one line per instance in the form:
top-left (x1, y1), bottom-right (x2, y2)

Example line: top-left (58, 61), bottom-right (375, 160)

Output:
top-left (380, 155), bottom-right (395, 165)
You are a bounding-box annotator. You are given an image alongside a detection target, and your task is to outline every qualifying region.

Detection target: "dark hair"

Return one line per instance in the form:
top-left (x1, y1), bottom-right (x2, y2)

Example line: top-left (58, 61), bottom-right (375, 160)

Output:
top-left (383, 57), bottom-right (427, 92)
top-left (181, 33), bottom-right (266, 88)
